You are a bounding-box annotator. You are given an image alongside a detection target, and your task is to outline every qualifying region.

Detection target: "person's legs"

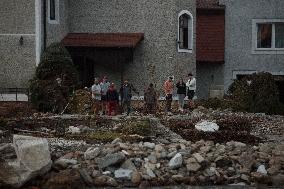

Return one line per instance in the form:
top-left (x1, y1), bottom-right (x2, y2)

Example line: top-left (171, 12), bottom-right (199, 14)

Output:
top-left (177, 94), bottom-right (182, 110)
top-left (166, 94), bottom-right (172, 112)
top-left (180, 94), bottom-right (185, 110)
top-left (126, 101), bottom-right (131, 115)
top-left (187, 91), bottom-right (195, 109)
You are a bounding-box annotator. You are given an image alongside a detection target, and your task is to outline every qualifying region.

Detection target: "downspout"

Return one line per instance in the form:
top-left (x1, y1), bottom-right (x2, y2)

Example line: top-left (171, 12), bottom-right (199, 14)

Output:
top-left (43, 0), bottom-right (47, 49)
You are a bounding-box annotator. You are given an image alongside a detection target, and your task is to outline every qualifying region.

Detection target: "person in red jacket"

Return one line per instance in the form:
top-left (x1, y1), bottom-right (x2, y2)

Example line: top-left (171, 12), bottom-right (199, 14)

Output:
top-left (106, 83), bottom-right (119, 116)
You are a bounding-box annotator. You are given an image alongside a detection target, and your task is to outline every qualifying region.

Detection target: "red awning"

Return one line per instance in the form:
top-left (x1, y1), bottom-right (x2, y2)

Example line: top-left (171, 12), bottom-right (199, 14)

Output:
top-left (61, 33), bottom-right (144, 48)
top-left (197, 0), bottom-right (224, 9)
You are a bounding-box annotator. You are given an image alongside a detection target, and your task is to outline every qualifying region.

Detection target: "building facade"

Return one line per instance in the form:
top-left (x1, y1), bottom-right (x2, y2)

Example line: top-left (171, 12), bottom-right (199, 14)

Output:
top-left (1, 0), bottom-right (283, 100)
top-left (0, 0), bottom-right (38, 88)
top-left (196, 0), bottom-right (225, 99)
top-left (1, 0), bottom-right (196, 95)
top-left (220, 0), bottom-right (284, 93)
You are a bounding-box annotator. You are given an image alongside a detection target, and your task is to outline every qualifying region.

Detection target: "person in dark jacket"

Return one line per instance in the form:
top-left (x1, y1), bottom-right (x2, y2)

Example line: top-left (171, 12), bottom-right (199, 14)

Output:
top-left (176, 78), bottom-right (186, 112)
top-left (120, 80), bottom-right (139, 115)
top-left (144, 83), bottom-right (157, 114)
top-left (106, 83), bottom-right (119, 116)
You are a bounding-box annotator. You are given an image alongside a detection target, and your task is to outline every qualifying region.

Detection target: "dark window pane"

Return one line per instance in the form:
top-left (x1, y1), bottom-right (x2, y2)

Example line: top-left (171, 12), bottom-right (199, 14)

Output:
top-left (275, 23), bottom-right (284, 48)
top-left (179, 14), bottom-right (190, 49)
top-left (50, 0), bottom-right (55, 20)
top-left (257, 24), bottom-right (272, 48)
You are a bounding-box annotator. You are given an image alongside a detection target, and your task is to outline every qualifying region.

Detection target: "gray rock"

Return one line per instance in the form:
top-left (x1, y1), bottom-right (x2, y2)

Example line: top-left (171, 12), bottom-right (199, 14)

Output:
top-left (121, 159), bottom-right (137, 171)
top-left (92, 170), bottom-right (100, 178)
top-left (111, 138), bottom-right (122, 144)
top-left (0, 135), bottom-right (51, 188)
top-left (147, 153), bottom-right (157, 164)
top-left (155, 144), bottom-right (164, 152)
top-left (186, 162), bottom-right (201, 172)
top-left (241, 174), bottom-right (250, 182)
top-left (114, 168), bottom-right (133, 180)
top-left (143, 142), bottom-right (155, 149)
top-left (67, 126), bottom-right (81, 134)
top-left (97, 152), bottom-right (125, 169)
top-left (257, 165), bottom-right (267, 175)
top-left (167, 151), bottom-right (177, 158)
top-left (205, 167), bottom-right (216, 177)
top-left (193, 153), bottom-right (205, 163)
top-left (168, 153), bottom-right (183, 169)
top-left (146, 168), bottom-right (156, 178)
top-left (54, 158), bottom-right (78, 169)
top-left (79, 168), bottom-right (93, 186)
top-left (234, 142), bottom-right (247, 148)
top-left (84, 147), bottom-right (100, 160)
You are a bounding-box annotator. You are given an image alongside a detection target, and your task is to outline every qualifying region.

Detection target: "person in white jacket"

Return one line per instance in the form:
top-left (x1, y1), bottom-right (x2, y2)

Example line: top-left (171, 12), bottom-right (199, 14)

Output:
top-left (186, 73), bottom-right (196, 109)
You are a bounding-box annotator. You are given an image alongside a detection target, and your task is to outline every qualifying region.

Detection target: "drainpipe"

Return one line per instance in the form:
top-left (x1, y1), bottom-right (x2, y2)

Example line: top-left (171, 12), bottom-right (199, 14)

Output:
top-left (43, 0), bottom-right (47, 49)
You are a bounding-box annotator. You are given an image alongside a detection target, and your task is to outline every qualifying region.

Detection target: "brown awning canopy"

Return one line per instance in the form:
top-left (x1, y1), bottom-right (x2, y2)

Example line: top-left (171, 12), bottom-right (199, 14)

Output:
top-left (61, 33), bottom-right (144, 48)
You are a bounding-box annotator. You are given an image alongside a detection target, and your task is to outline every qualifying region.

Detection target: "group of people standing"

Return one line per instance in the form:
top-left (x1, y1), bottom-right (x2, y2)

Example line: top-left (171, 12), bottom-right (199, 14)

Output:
top-left (163, 73), bottom-right (196, 112)
top-left (91, 73), bottom-right (196, 116)
top-left (91, 76), bottom-right (139, 116)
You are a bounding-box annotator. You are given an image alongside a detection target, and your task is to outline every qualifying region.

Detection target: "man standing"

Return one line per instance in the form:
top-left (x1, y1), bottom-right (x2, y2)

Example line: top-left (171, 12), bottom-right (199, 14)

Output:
top-left (120, 80), bottom-right (138, 115)
top-left (164, 76), bottom-right (174, 112)
top-left (144, 83), bottom-right (157, 114)
top-left (186, 73), bottom-right (196, 109)
top-left (91, 78), bottom-right (101, 115)
top-left (100, 76), bottom-right (110, 115)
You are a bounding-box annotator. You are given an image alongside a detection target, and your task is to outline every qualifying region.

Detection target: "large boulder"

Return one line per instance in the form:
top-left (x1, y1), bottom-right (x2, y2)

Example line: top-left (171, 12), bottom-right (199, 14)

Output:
top-left (0, 135), bottom-right (52, 188)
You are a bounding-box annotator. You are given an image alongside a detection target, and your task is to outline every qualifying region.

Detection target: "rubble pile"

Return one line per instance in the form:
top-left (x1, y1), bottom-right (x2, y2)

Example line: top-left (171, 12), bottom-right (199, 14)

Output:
top-left (67, 89), bottom-right (92, 114)
top-left (0, 105), bottom-right (283, 188)
top-left (2, 136), bottom-right (283, 188)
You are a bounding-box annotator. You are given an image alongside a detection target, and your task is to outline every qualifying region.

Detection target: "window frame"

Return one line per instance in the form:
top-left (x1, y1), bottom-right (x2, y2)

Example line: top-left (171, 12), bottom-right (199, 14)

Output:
top-left (252, 19), bottom-right (284, 54)
top-left (178, 10), bottom-right (193, 53)
top-left (48, 0), bottom-right (60, 24)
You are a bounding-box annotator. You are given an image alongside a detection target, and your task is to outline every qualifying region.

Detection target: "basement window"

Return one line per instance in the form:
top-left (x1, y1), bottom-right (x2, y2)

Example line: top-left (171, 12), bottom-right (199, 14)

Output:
top-left (178, 10), bottom-right (193, 53)
top-left (48, 0), bottom-right (59, 24)
top-left (252, 19), bottom-right (284, 54)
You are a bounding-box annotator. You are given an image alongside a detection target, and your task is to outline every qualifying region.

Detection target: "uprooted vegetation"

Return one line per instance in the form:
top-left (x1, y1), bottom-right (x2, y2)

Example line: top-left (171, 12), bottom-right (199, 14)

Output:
top-left (199, 72), bottom-right (284, 115)
top-left (163, 115), bottom-right (260, 144)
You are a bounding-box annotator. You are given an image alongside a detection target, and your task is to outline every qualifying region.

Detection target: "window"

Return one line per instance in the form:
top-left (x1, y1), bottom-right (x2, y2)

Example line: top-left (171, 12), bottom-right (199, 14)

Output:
top-left (50, 0), bottom-right (56, 21)
top-left (275, 23), bottom-right (284, 48)
top-left (48, 0), bottom-right (59, 24)
top-left (178, 10), bottom-right (193, 53)
top-left (252, 19), bottom-right (284, 54)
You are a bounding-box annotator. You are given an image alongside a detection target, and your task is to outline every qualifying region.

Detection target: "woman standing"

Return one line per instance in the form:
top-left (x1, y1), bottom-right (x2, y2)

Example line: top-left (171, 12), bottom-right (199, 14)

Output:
top-left (176, 78), bottom-right (186, 112)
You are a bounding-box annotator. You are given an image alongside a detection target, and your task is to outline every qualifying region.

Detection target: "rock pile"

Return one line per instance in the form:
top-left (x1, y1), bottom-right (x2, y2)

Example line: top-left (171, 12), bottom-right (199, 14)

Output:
top-left (42, 138), bottom-right (284, 188)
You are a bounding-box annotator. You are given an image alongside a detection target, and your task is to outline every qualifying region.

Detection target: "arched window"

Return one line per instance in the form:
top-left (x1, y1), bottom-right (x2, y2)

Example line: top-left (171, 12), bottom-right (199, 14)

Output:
top-left (178, 10), bottom-right (193, 53)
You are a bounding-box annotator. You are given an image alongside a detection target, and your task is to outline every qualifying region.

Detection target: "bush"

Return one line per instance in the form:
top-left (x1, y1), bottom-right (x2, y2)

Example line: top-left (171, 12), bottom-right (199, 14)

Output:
top-left (228, 72), bottom-right (284, 115)
top-left (29, 43), bottom-right (78, 113)
top-left (0, 117), bottom-right (7, 127)
top-left (121, 119), bottom-right (152, 136)
top-left (198, 98), bottom-right (230, 110)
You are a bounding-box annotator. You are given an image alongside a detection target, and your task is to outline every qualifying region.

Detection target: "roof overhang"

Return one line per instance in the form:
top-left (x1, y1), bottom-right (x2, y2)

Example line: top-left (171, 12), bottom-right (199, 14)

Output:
top-left (62, 33), bottom-right (144, 48)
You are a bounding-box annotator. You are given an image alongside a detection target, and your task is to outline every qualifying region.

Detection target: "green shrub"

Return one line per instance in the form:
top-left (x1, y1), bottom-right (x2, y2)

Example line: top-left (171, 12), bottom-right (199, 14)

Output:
top-left (228, 72), bottom-right (284, 115)
top-left (199, 98), bottom-right (230, 110)
top-left (29, 43), bottom-right (78, 113)
top-left (88, 131), bottom-right (122, 143)
top-left (0, 117), bottom-right (7, 127)
top-left (122, 119), bottom-right (152, 136)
